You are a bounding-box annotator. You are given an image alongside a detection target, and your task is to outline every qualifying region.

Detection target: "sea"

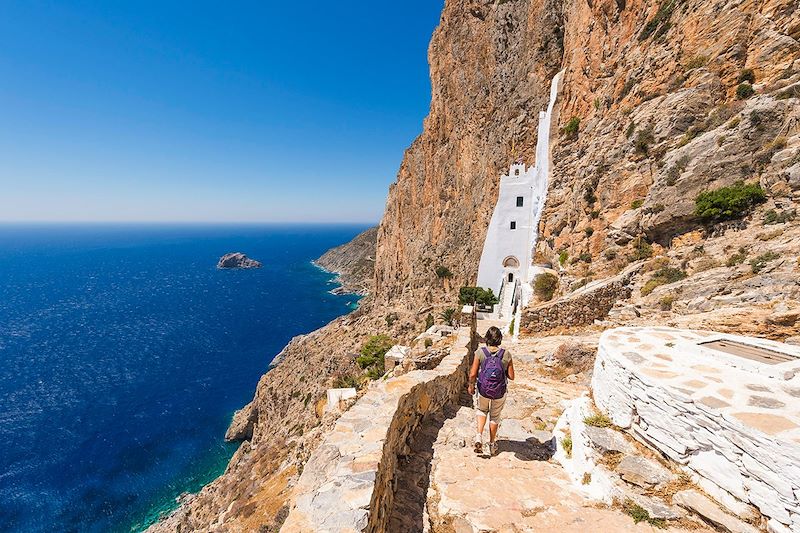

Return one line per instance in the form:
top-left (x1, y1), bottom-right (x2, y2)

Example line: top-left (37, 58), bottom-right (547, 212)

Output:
top-left (0, 223), bottom-right (367, 533)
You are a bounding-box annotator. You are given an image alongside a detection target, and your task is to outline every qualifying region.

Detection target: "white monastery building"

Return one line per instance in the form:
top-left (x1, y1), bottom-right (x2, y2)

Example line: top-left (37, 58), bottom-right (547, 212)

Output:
top-left (476, 71), bottom-right (563, 327)
top-left (476, 162), bottom-right (538, 298)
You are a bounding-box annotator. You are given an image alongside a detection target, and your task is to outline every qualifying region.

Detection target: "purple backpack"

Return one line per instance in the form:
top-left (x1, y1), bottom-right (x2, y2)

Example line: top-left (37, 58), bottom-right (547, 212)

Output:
top-left (477, 347), bottom-right (507, 399)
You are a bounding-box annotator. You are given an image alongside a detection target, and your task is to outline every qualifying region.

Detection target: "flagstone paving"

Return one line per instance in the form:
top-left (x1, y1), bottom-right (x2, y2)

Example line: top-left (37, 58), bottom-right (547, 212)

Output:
top-left (424, 332), bottom-right (714, 532)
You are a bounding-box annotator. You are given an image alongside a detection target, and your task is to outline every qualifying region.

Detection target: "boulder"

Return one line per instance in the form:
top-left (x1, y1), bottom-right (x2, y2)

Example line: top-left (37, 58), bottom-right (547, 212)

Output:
top-left (672, 490), bottom-right (760, 533)
top-left (616, 455), bottom-right (673, 488)
top-left (626, 493), bottom-right (684, 520)
top-left (584, 426), bottom-right (634, 455)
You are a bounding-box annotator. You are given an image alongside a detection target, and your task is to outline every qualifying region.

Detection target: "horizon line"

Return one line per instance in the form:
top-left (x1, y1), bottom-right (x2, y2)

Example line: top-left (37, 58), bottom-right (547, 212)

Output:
top-left (0, 220), bottom-right (380, 226)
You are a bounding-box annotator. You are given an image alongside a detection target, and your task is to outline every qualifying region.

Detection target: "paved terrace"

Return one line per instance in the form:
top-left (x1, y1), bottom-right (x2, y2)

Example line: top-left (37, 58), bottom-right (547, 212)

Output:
top-left (594, 327), bottom-right (800, 532)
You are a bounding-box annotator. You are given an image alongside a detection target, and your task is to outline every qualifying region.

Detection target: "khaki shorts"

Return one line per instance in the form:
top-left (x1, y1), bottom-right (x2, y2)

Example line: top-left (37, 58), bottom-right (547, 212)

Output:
top-left (475, 392), bottom-right (506, 422)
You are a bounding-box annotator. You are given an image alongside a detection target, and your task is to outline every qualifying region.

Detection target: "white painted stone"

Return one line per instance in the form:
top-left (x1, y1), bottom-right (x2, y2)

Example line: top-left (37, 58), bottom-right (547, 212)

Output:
top-left (325, 388), bottom-right (358, 414)
top-left (592, 327), bottom-right (800, 528)
top-left (688, 450), bottom-right (748, 501)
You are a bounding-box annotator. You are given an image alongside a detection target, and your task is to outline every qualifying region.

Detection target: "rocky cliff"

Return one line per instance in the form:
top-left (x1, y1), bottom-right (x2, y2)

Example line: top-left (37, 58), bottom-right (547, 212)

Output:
top-left (314, 226), bottom-right (378, 295)
top-left (149, 1), bottom-right (800, 530)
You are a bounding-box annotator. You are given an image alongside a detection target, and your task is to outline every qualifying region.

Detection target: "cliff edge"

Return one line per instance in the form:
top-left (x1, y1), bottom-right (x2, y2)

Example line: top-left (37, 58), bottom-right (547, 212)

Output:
top-left (314, 226), bottom-right (378, 295)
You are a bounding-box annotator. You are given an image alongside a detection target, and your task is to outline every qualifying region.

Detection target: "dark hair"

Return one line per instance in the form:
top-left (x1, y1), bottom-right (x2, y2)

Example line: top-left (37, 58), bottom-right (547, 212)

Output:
top-left (485, 326), bottom-right (503, 347)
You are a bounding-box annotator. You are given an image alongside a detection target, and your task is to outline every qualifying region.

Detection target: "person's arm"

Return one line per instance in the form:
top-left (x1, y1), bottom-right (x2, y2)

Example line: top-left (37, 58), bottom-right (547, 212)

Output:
top-left (507, 360), bottom-right (515, 381)
top-left (467, 354), bottom-right (480, 395)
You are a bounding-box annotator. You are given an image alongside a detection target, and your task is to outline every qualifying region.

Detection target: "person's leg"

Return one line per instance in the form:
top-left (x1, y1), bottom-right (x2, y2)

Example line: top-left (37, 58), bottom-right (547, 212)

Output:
top-left (476, 412), bottom-right (487, 436)
top-left (474, 395), bottom-right (489, 452)
top-left (488, 420), bottom-right (499, 443)
top-left (488, 396), bottom-right (506, 455)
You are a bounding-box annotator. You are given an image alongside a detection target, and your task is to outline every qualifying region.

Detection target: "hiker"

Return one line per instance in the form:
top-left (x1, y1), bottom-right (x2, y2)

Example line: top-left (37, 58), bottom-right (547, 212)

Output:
top-left (467, 326), bottom-right (514, 456)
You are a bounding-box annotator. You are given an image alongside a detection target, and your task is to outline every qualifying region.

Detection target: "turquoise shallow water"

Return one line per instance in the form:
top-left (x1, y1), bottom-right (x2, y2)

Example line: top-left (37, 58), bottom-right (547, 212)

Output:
top-left (0, 224), bottom-right (366, 533)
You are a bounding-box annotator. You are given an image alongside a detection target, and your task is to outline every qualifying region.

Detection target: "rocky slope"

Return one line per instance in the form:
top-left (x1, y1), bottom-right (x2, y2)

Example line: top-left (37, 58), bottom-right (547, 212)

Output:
top-left (314, 226), bottom-right (378, 295)
top-left (149, 0), bottom-right (800, 530)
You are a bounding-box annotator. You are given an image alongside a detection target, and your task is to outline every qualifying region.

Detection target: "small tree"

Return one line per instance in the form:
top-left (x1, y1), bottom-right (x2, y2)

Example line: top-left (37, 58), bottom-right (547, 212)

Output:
top-left (534, 273), bottom-right (559, 301)
top-left (458, 286), bottom-right (499, 308)
top-left (695, 181), bottom-right (766, 222)
top-left (425, 313), bottom-right (434, 330)
top-left (438, 308), bottom-right (458, 326)
top-left (563, 116), bottom-right (580, 138)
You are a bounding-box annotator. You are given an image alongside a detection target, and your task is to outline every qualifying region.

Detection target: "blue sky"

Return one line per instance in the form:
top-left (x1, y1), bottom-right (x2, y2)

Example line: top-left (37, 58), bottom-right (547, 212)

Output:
top-left (0, 1), bottom-right (444, 223)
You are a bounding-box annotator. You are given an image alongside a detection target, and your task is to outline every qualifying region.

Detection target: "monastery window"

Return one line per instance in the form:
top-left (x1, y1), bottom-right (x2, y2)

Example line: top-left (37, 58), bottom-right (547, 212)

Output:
top-left (514, 168), bottom-right (520, 176)
top-left (510, 221), bottom-right (516, 230)
top-left (516, 196), bottom-right (524, 207)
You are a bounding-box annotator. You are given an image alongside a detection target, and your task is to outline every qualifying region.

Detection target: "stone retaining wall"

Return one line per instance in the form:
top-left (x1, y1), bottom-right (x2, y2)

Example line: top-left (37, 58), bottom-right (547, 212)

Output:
top-left (280, 328), bottom-right (472, 533)
top-left (519, 268), bottom-right (635, 335)
top-left (593, 327), bottom-right (800, 533)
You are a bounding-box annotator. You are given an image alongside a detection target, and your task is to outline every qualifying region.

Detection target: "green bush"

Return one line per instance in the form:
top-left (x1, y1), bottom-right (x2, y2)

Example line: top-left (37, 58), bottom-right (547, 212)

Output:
top-left (584, 227), bottom-right (594, 237)
top-left (634, 128), bottom-right (655, 156)
top-left (641, 267), bottom-right (687, 296)
top-left (694, 181), bottom-right (766, 222)
top-left (736, 83), bottom-right (755, 99)
top-left (559, 250), bottom-right (569, 267)
top-left (625, 121), bottom-right (636, 138)
top-left (630, 199), bottom-right (644, 209)
top-left (458, 286), bottom-right (499, 307)
top-left (726, 247), bottom-right (748, 267)
top-left (750, 251), bottom-right (780, 273)
top-left (332, 373), bottom-right (361, 390)
top-left (583, 185), bottom-right (597, 206)
top-left (639, 0), bottom-right (677, 41)
top-left (534, 272), bottom-right (559, 301)
top-left (764, 209), bottom-right (796, 225)
top-left (579, 252), bottom-right (593, 263)
top-left (563, 116), bottom-right (580, 137)
top-left (629, 237), bottom-right (654, 261)
top-left (425, 313), bottom-right (434, 330)
top-left (424, 338), bottom-right (433, 348)
top-left (356, 334), bottom-right (394, 379)
top-left (435, 265), bottom-right (453, 279)
top-left (684, 55), bottom-right (708, 71)
top-left (583, 412), bottom-right (613, 428)
top-left (561, 435), bottom-right (573, 458)
top-left (623, 499), bottom-right (666, 528)
top-left (659, 295), bottom-right (675, 310)
top-left (738, 69), bottom-right (755, 84)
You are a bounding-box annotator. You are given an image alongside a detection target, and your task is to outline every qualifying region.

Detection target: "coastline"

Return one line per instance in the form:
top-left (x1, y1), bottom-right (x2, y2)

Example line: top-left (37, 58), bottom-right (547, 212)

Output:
top-left (143, 231), bottom-right (374, 532)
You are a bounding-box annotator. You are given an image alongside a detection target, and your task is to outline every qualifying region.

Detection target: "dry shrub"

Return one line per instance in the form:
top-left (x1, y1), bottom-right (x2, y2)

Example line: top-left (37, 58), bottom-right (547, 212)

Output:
top-left (551, 343), bottom-right (596, 375)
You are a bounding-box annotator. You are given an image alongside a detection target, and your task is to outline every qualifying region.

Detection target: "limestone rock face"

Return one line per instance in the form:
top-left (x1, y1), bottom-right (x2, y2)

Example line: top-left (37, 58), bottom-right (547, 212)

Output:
top-left (374, 0), bottom-right (565, 309)
top-left (539, 0), bottom-right (800, 271)
top-left (216, 252), bottom-right (262, 269)
top-left (314, 226), bottom-right (377, 295)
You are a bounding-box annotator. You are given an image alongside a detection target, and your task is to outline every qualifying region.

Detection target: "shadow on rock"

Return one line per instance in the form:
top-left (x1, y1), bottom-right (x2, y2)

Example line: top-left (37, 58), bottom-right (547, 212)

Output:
top-left (495, 436), bottom-right (556, 461)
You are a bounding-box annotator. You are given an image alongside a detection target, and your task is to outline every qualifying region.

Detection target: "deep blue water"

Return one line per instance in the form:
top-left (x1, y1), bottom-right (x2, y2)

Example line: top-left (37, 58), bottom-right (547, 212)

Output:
top-left (0, 224), bottom-right (366, 533)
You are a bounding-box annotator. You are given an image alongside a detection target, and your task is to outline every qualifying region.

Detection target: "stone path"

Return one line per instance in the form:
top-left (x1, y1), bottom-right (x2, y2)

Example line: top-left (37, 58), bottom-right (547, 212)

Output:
top-left (422, 333), bottom-right (714, 532)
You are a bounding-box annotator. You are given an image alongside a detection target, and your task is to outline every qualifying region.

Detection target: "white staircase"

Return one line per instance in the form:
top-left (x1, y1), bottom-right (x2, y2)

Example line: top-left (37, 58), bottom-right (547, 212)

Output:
top-left (497, 279), bottom-right (517, 320)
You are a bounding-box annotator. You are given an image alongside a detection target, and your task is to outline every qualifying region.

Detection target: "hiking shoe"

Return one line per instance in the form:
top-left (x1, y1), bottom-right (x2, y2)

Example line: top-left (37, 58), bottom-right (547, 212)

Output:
top-left (489, 442), bottom-right (498, 456)
top-left (473, 435), bottom-right (482, 454)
